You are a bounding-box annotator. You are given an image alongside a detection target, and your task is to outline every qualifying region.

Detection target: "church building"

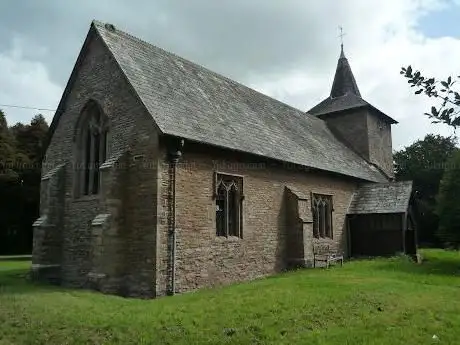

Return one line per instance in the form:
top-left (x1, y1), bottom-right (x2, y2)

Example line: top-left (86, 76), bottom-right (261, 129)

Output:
top-left (32, 21), bottom-right (416, 298)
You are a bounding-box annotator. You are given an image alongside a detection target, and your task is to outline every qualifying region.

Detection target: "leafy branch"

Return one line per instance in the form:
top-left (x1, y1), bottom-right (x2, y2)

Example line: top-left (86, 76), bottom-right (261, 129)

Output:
top-left (401, 65), bottom-right (460, 128)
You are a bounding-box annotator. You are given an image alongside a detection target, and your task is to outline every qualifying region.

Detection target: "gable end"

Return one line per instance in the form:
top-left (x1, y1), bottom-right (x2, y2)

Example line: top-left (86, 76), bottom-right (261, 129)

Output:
top-left (44, 21), bottom-right (162, 157)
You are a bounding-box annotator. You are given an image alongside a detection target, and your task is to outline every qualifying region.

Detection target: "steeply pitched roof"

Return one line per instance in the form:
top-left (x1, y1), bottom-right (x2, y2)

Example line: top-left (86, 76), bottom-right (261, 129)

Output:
top-left (330, 46), bottom-right (361, 98)
top-left (308, 47), bottom-right (397, 124)
top-left (48, 21), bottom-right (388, 183)
top-left (348, 181), bottom-right (413, 214)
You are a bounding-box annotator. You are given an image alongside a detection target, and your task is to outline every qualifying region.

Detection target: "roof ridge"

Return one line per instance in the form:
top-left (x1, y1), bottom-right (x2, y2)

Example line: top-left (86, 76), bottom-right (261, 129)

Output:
top-left (92, 21), bottom-right (317, 120)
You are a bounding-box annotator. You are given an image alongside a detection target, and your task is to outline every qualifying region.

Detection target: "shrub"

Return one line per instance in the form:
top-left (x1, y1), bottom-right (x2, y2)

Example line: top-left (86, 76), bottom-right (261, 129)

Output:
top-left (436, 150), bottom-right (460, 248)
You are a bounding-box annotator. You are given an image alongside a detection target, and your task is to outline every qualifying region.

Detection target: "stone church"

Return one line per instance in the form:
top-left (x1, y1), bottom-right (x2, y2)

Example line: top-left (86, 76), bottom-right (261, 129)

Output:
top-left (32, 21), bottom-right (416, 298)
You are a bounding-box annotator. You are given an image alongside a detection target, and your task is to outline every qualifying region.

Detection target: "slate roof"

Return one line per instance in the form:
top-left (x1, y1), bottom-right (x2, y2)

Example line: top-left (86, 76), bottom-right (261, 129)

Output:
top-left (308, 47), bottom-right (398, 124)
top-left (348, 181), bottom-right (413, 214)
top-left (308, 92), bottom-right (368, 116)
top-left (48, 21), bottom-right (389, 183)
top-left (330, 46), bottom-right (362, 99)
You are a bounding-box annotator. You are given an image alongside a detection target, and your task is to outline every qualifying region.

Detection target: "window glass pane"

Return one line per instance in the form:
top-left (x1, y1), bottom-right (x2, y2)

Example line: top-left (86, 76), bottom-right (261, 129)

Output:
top-left (216, 184), bottom-right (226, 236)
top-left (228, 186), bottom-right (239, 237)
top-left (326, 201), bottom-right (332, 238)
top-left (313, 204), bottom-right (319, 238)
top-left (84, 127), bottom-right (91, 195)
top-left (319, 203), bottom-right (326, 237)
top-left (102, 131), bottom-right (108, 162)
top-left (93, 107), bottom-right (101, 124)
top-left (92, 132), bottom-right (100, 194)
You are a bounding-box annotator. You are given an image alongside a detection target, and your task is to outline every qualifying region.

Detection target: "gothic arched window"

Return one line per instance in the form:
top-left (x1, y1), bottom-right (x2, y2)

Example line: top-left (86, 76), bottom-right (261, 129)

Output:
top-left (214, 173), bottom-right (243, 238)
top-left (312, 194), bottom-right (333, 239)
top-left (75, 101), bottom-right (109, 197)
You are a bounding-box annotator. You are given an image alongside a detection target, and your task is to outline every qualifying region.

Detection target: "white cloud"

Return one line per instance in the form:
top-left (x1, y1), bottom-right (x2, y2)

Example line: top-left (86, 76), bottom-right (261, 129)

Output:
top-left (0, 35), bottom-right (61, 125)
top-left (247, 0), bottom-right (459, 150)
top-left (0, 0), bottom-right (459, 151)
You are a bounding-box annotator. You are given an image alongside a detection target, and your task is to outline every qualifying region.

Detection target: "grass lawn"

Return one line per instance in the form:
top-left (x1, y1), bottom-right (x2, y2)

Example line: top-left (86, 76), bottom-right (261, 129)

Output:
top-left (1, 250), bottom-right (459, 344)
top-left (0, 255), bottom-right (32, 262)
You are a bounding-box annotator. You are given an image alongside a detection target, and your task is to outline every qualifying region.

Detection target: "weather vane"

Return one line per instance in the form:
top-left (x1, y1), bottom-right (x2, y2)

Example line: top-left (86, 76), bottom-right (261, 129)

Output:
top-left (338, 26), bottom-right (346, 46)
top-left (338, 26), bottom-right (346, 55)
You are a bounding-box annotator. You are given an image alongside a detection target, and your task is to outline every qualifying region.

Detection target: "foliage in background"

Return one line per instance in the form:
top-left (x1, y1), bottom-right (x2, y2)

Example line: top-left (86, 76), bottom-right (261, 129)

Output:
top-left (436, 150), bottom-right (460, 248)
top-left (394, 134), bottom-right (458, 246)
top-left (0, 111), bottom-right (27, 181)
top-left (0, 111), bottom-right (48, 255)
top-left (401, 66), bottom-right (460, 128)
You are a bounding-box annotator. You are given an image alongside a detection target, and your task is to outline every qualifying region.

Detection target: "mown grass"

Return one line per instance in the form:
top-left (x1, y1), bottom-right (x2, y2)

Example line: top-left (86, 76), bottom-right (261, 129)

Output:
top-left (0, 249), bottom-right (459, 344)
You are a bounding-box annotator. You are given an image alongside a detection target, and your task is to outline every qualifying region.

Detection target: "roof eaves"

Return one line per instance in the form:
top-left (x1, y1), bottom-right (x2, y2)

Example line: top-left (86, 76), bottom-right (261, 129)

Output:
top-left (165, 132), bottom-right (386, 183)
top-left (313, 103), bottom-right (367, 117)
top-left (366, 103), bottom-right (398, 124)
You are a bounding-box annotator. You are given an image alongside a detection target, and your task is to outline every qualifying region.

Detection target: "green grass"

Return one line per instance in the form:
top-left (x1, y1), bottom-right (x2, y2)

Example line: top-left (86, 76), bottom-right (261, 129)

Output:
top-left (0, 250), bottom-right (459, 345)
top-left (0, 255), bottom-right (32, 262)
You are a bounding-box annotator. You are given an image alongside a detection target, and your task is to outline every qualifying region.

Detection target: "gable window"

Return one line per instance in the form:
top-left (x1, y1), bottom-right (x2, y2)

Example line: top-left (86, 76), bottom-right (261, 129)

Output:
top-left (214, 173), bottom-right (243, 238)
top-left (76, 101), bottom-right (109, 197)
top-left (312, 194), bottom-right (333, 239)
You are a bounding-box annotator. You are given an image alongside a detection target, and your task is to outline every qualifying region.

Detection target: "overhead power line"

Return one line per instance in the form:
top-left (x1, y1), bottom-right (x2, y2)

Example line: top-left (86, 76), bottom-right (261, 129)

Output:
top-left (0, 104), bottom-right (56, 112)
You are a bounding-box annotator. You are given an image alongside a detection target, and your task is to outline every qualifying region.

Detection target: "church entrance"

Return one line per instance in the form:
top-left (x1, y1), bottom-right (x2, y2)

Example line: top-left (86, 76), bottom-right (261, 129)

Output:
top-left (348, 214), bottom-right (405, 257)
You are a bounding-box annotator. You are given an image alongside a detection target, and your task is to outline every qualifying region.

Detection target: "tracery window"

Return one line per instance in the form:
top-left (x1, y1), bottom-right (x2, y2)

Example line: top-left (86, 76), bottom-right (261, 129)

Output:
top-left (312, 194), bottom-right (333, 239)
top-left (76, 101), bottom-right (109, 197)
top-left (214, 173), bottom-right (243, 238)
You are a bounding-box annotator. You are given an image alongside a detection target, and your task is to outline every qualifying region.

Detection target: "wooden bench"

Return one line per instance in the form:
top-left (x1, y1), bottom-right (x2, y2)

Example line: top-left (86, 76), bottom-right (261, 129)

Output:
top-left (313, 244), bottom-right (344, 268)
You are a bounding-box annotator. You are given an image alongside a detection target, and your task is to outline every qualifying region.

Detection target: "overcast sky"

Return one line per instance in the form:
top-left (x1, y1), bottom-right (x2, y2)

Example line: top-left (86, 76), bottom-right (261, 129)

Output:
top-left (1, 0), bottom-right (459, 150)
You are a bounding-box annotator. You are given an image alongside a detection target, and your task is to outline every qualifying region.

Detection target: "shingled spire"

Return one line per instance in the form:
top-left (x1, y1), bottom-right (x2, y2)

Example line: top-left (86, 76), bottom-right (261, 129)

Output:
top-left (308, 37), bottom-right (399, 179)
top-left (330, 44), bottom-right (361, 98)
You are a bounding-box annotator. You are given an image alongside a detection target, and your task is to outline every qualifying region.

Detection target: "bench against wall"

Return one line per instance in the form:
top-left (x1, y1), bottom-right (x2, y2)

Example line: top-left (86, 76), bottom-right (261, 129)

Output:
top-left (313, 244), bottom-right (344, 268)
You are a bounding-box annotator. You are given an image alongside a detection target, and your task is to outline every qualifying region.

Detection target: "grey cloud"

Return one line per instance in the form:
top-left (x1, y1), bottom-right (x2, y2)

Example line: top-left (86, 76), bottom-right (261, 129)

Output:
top-left (0, 1), bottom-right (344, 85)
top-left (1, 0), bottom-right (458, 149)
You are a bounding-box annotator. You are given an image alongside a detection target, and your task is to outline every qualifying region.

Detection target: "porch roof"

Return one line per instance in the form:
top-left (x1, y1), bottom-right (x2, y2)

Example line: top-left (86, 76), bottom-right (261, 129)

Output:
top-left (348, 181), bottom-right (413, 215)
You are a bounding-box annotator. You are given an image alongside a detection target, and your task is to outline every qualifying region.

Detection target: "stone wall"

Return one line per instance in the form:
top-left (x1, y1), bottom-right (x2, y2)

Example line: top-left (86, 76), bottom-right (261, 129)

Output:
top-left (121, 133), bottom-right (160, 298)
top-left (87, 152), bottom-right (127, 295)
top-left (155, 144), bottom-right (357, 296)
top-left (367, 111), bottom-right (394, 178)
top-left (320, 109), bottom-right (369, 160)
top-left (320, 108), bottom-right (394, 178)
top-left (34, 31), bottom-right (159, 295)
top-left (31, 163), bottom-right (66, 284)
top-left (285, 187), bottom-right (311, 267)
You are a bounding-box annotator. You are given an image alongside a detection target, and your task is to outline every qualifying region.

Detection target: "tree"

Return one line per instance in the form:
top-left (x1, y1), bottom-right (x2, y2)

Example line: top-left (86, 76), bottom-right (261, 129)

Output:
top-left (10, 114), bottom-right (49, 254)
top-left (400, 66), bottom-right (460, 128)
top-left (394, 134), bottom-right (458, 246)
top-left (436, 150), bottom-right (460, 248)
top-left (0, 110), bottom-right (23, 254)
top-left (11, 114), bottom-right (49, 163)
top-left (0, 110), bottom-right (20, 181)
top-left (0, 110), bottom-right (49, 255)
